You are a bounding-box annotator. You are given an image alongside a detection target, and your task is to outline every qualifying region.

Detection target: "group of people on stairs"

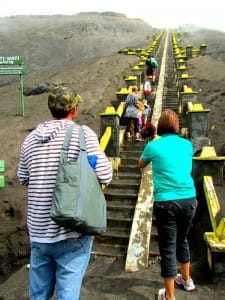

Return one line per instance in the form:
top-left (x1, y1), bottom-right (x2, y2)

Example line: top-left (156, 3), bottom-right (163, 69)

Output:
top-left (123, 55), bottom-right (158, 142)
top-left (17, 48), bottom-right (198, 300)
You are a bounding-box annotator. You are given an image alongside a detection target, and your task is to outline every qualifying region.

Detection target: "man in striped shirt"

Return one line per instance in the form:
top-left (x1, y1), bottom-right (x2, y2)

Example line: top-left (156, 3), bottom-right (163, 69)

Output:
top-left (17, 85), bottom-right (113, 300)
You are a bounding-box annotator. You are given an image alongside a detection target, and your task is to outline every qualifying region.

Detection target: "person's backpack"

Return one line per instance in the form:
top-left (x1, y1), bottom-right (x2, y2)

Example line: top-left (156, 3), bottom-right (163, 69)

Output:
top-left (146, 57), bottom-right (158, 68)
top-left (151, 57), bottom-right (158, 68)
top-left (146, 58), bottom-right (152, 67)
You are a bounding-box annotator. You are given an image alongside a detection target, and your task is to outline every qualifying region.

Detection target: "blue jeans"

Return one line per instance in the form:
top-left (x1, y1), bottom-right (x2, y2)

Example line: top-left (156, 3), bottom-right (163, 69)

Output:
top-left (154, 198), bottom-right (198, 278)
top-left (29, 236), bottom-right (93, 300)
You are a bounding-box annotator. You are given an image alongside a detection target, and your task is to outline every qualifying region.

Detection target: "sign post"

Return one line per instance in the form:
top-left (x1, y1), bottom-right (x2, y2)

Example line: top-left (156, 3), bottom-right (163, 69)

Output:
top-left (0, 160), bottom-right (5, 188)
top-left (0, 56), bottom-right (26, 116)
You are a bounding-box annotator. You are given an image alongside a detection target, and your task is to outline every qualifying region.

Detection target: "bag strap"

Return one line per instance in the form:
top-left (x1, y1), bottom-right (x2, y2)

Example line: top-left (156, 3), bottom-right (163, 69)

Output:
top-left (62, 123), bottom-right (75, 151)
top-left (79, 126), bottom-right (86, 152)
top-left (61, 123), bottom-right (86, 154)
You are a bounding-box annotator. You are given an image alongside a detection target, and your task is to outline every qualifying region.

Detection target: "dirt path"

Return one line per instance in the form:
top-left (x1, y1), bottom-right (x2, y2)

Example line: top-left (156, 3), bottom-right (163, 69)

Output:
top-left (0, 255), bottom-right (225, 300)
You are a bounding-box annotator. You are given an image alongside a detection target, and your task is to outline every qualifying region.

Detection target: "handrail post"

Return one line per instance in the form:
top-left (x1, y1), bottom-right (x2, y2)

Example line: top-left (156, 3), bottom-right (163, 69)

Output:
top-left (99, 107), bottom-right (120, 157)
top-left (177, 73), bottom-right (192, 92)
top-left (186, 44), bottom-right (193, 59)
top-left (186, 104), bottom-right (210, 139)
top-left (200, 44), bottom-right (207, 56)
top-left (185, 103), bottom-right (211, 153)
top-left (179, 86), bottom-right (198, 124)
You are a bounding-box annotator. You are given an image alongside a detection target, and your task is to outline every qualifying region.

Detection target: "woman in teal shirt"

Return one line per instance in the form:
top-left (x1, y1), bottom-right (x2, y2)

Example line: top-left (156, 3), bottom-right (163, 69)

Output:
top-left (138, 109), bottom-right (198, 300)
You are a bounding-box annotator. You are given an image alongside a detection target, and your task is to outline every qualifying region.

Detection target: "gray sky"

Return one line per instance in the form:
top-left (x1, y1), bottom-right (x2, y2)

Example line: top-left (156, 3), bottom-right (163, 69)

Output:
top-left (1, 0), bottom-right (224, 32)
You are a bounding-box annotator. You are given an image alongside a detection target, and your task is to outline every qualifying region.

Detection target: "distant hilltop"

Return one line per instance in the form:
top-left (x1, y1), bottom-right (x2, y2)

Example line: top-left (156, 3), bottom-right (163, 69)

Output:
top-left (78, 11), bottom-right (126, 17)
top-left (178, 24), bottom-right (207, 31)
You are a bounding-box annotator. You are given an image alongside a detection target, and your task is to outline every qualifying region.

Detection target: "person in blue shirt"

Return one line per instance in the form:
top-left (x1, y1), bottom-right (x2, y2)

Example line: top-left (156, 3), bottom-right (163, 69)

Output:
top-left (138, 109), bottom-right (198, 300)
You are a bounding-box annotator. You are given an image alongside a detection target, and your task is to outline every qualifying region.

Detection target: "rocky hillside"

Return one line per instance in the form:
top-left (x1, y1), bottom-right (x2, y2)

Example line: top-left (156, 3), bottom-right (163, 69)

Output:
top-left (0, 13), bottom-right (225, 283)
top-left (0, 13), bottom-right (153, 72)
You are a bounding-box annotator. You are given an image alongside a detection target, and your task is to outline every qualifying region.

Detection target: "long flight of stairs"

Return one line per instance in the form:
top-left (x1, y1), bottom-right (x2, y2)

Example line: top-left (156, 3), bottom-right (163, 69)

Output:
top-left (92, 138), bottom-right (145, 257)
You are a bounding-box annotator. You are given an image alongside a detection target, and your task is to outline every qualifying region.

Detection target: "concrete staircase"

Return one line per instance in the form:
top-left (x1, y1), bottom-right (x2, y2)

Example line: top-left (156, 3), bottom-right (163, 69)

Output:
top-left (92, 138), bottom-right (145, 257)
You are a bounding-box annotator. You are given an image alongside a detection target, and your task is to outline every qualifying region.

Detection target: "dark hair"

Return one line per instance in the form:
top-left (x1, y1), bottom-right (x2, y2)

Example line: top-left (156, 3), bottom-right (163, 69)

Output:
top-left (49, 108), bottom-right (71, 119)
top-left (141, 121), bottom-right (156, 140)
top-left (157, 109), bottom-right (179, 136)
top-left (131, 86), bottom-right (138, 92)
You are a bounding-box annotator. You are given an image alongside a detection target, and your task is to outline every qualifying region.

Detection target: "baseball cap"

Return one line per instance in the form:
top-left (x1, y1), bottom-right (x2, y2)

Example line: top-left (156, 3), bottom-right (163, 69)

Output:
top-left (48, 85), bottom-right (83, 111)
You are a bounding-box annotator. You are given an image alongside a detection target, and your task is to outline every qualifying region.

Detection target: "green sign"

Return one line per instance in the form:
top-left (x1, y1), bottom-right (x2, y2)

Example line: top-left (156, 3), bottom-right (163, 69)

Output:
top-left (0, 56), bottom-right (26, 116)
top-left (0, 175), bottom-right (4, 188)
top-left (0, 66), bottom-right (25, 75)
top-left (0, 56), bottom-right (25, 65)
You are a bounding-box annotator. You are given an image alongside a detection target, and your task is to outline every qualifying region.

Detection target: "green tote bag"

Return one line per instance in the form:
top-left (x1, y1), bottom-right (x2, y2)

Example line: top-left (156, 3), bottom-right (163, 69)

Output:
top-left (50, 124), bottom-right (107, 235)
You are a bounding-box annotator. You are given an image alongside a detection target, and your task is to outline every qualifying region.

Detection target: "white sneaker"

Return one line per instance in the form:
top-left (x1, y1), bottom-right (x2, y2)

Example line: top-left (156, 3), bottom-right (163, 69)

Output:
top-left (175, 273), bottom-right (197, 291)
top-left (157, 288), bottom-right (176, 300)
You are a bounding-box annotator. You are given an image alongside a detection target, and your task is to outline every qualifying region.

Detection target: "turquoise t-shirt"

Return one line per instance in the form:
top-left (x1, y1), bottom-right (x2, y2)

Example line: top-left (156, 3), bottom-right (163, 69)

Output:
top-left (141, 134), bottom-right (196, 201)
